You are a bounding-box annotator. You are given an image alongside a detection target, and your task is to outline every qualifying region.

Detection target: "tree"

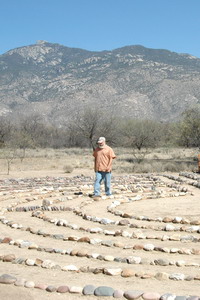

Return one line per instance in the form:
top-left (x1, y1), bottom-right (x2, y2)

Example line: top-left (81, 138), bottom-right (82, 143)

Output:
top-left (0, 117), bottom-right (13, 147)
top-left (120, 119), bottom-right (162, 162)
top-left (178, 107), bottom-right (200, 148)
top-left (17, 113), bottom-right (53, 148)
top-left (10, 130), bottom-right (35, 161)
top-left (67, 107), bottom-right (118, 149)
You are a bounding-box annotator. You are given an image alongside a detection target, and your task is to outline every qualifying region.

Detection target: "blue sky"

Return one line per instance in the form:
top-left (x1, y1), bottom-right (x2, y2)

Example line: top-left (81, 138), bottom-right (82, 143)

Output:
top-left (1, 0), bottom-right (200, 58)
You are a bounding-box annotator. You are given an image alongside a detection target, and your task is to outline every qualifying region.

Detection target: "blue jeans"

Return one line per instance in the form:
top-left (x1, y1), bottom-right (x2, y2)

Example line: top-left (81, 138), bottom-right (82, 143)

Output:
top-left (94, 171), bottom-right (112, 196)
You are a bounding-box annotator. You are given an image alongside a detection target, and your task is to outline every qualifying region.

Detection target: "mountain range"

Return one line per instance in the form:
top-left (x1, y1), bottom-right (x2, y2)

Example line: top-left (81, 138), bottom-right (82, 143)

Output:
top-left (0, 40), bottom-right (200, 125)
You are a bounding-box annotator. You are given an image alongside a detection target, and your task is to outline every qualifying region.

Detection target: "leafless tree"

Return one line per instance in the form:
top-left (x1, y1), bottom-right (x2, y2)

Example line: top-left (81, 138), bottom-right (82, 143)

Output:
top-left (67, 106), bottom-right (118, 149)
top-left (120, 119), bottom-right (162, 162)
top-left (0, 117), bottom-right (13, 147)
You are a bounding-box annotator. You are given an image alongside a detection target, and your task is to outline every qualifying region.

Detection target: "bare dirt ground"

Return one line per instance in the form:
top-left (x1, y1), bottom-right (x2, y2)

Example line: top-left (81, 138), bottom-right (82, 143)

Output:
top-left (0, 156), bottom-right (200, 299)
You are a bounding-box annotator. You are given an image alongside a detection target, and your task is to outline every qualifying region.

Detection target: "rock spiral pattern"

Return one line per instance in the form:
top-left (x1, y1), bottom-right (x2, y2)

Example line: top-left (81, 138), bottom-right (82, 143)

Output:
top-left (0, 173), bottom-right (200, 298)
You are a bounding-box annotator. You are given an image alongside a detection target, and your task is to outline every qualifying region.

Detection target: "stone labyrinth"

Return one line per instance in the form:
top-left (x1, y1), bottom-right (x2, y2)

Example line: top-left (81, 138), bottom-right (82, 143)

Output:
top-left (0, 172), bottom-right (200, 299)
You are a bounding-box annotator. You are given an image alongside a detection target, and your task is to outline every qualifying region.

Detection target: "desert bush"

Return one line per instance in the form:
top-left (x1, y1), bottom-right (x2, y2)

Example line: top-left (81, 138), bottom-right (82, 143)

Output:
top-left (133, 163), bottom-right (153, 173)
top-left (162, 162), bottom-right (179, 172)
top-left (63, 164), bottom-right (74, 173)
top-left (162, 162), bottom-right (193, 172)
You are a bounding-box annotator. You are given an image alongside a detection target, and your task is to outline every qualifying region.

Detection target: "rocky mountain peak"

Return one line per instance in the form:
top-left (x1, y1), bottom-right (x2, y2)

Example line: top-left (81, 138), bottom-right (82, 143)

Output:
top-left (0, 42), bottom-right (200, 125)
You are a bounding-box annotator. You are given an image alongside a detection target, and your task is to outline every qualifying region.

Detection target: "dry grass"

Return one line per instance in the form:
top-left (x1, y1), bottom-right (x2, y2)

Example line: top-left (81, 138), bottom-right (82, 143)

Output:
top-left (0, 147), bottom-right (198, 177)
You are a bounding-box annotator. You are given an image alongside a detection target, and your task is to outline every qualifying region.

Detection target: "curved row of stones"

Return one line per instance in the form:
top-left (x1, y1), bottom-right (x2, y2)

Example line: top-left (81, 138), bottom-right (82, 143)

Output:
top-left (2, 249), bottom-right (199, 281)
top-left (163, 173), bottom-right (200, 189)
top-left (1, 273), bottom-right (199, 300)
top-left (2, 181), bottom-right (199, 237)
top-left (0, 173), bottom-right (189, 214)
top-left (1, 236), bottom-right (200, 279)
top-left (4, 201), bottom-right (200, 233)
top-left (1, 209), bottom-right (200, 247)
top-left (1, 211), bottom-right (200, 256)
top-left (106, 200), bottom-right (200, 227)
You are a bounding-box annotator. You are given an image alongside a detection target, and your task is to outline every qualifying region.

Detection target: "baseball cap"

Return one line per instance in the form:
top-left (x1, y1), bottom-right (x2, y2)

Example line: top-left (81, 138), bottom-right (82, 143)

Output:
top-left (97, 137), bottom-right (106, 143)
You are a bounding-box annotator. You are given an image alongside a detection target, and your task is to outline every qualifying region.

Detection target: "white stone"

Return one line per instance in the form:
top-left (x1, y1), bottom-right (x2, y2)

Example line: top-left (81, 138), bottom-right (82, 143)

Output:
top-left (69, 286), bottom-right (83, 293)
top-left (143, 244), bottom-right (155, 251)
top-left (90, 238), bottom-right (102, 245)
top-left (104, 255), bottom-right (114, 261)
top-left (170, 248), bottom-right (179, 253)
top-left (62, 265), bottom-right (79, 271)
top-left (69, 224), bottom-right (78, 230)
top-left (161, 235), bottom-right (170, 241)
top-left (173, 217), bottom-right (182, 223)
top-left (104, 268), bottom-right (122, 276)
top-left (169, 273), bottom-right (185, 280)
top-left (121, 230), bottom-right (131, 237)
top-left (25, 259), bottom-right (35, 266)
top-left (165, 224), bottom-right (175, 231)
top-left (41, 260), bottom-right (56, 269)
top-left (91, 253), bottom-right (100, 259)
top-left (176, 260), bottom-right (186, 267)
top-left (11, 223), bottom-right (19, 228)
top-left (127, 256), bottom-right (141, 264)
top-left (90, 227), bottom-right (103, 233)
top-left (186, 226), bottom-right (199, 232)
top-left (24, 281), bottom-right (35, 288)
top-left (104, 230), bottom-right (115, 235)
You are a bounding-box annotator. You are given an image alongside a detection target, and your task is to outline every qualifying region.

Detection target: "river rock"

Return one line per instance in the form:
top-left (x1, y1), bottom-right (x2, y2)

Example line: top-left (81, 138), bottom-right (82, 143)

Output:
top-left (94, 286), bottom-right (115, 296)
top-left (121, 268), bottom-right (135, 277)
top-left (124, 290), bottom-right (144, 299)
top-left (35, 283), bottom-right (48, 290)
top-left (82, 284), bottom-right (96, 295)
top-left (90, 227), bottom-right (103, 233)
top-left (119, 219), bottom-right (130, 226)
top-left (176, 260), bottom-right (186, 267)
top-left (104, 268), bottom-right (122, 276)
top-left (143, 244), bottom-right (154, 251)
top-left (24, 281), bottom-right (35, 288)
top-left (113, 289), bottom-right (124, 298)
top-left (114, 242), bottom-right (124, 248)
top-left (46, 285), bottom-right (57, 292)
top-left (57, 285), bottom-right (69, 293)
top-left (41, 260), bottom-right (56, 269)
top-left (155, 272), bottom-right (169, 280)
top-left (77, 236), bottom-right (90, 243)
top-left (160, 293), bottom-right (176, 300)
top-left (2, 254), bottom-right (16, 262)
top-left (14, 278), bottom-right (26, 286)
top-left (142, 292), bottom-right (161, 300)
top-left (154, 258), bottom-right (170, 266)
top-left (0, 274), bottom-right (17, 284)
top-left (62, 265), bottom-right (79, 271)
top-left (165, 224), bottom-right (175, 231)
top-left (169, 273), bottom-right (185, 280)
top-left (69, 286), bottom-right (83, 293)
top-left (1, 237), bottom-right (12, 243)
top-left (127, 256), bottom-right (141, 264)
top-left (76, 249), bottom-right (88, 257)
top-left (104, 255), bottom-right (114, 261)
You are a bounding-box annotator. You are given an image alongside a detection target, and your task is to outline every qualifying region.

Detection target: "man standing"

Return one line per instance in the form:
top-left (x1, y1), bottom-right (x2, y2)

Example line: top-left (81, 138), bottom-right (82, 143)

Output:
top-left (91, 137), bottom-right (116, 197)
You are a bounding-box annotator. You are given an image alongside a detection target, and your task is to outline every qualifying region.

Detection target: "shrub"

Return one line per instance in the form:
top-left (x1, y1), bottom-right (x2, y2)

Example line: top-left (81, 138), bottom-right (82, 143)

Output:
top-left (133, 163), bottom-right (153, 173)
top-left (63, 164), bottom-right (74, 173)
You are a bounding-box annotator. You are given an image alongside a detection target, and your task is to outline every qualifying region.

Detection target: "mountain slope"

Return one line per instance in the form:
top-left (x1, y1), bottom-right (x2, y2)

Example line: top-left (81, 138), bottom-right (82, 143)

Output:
top-left (0, 40), bottom-right (200, 124)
